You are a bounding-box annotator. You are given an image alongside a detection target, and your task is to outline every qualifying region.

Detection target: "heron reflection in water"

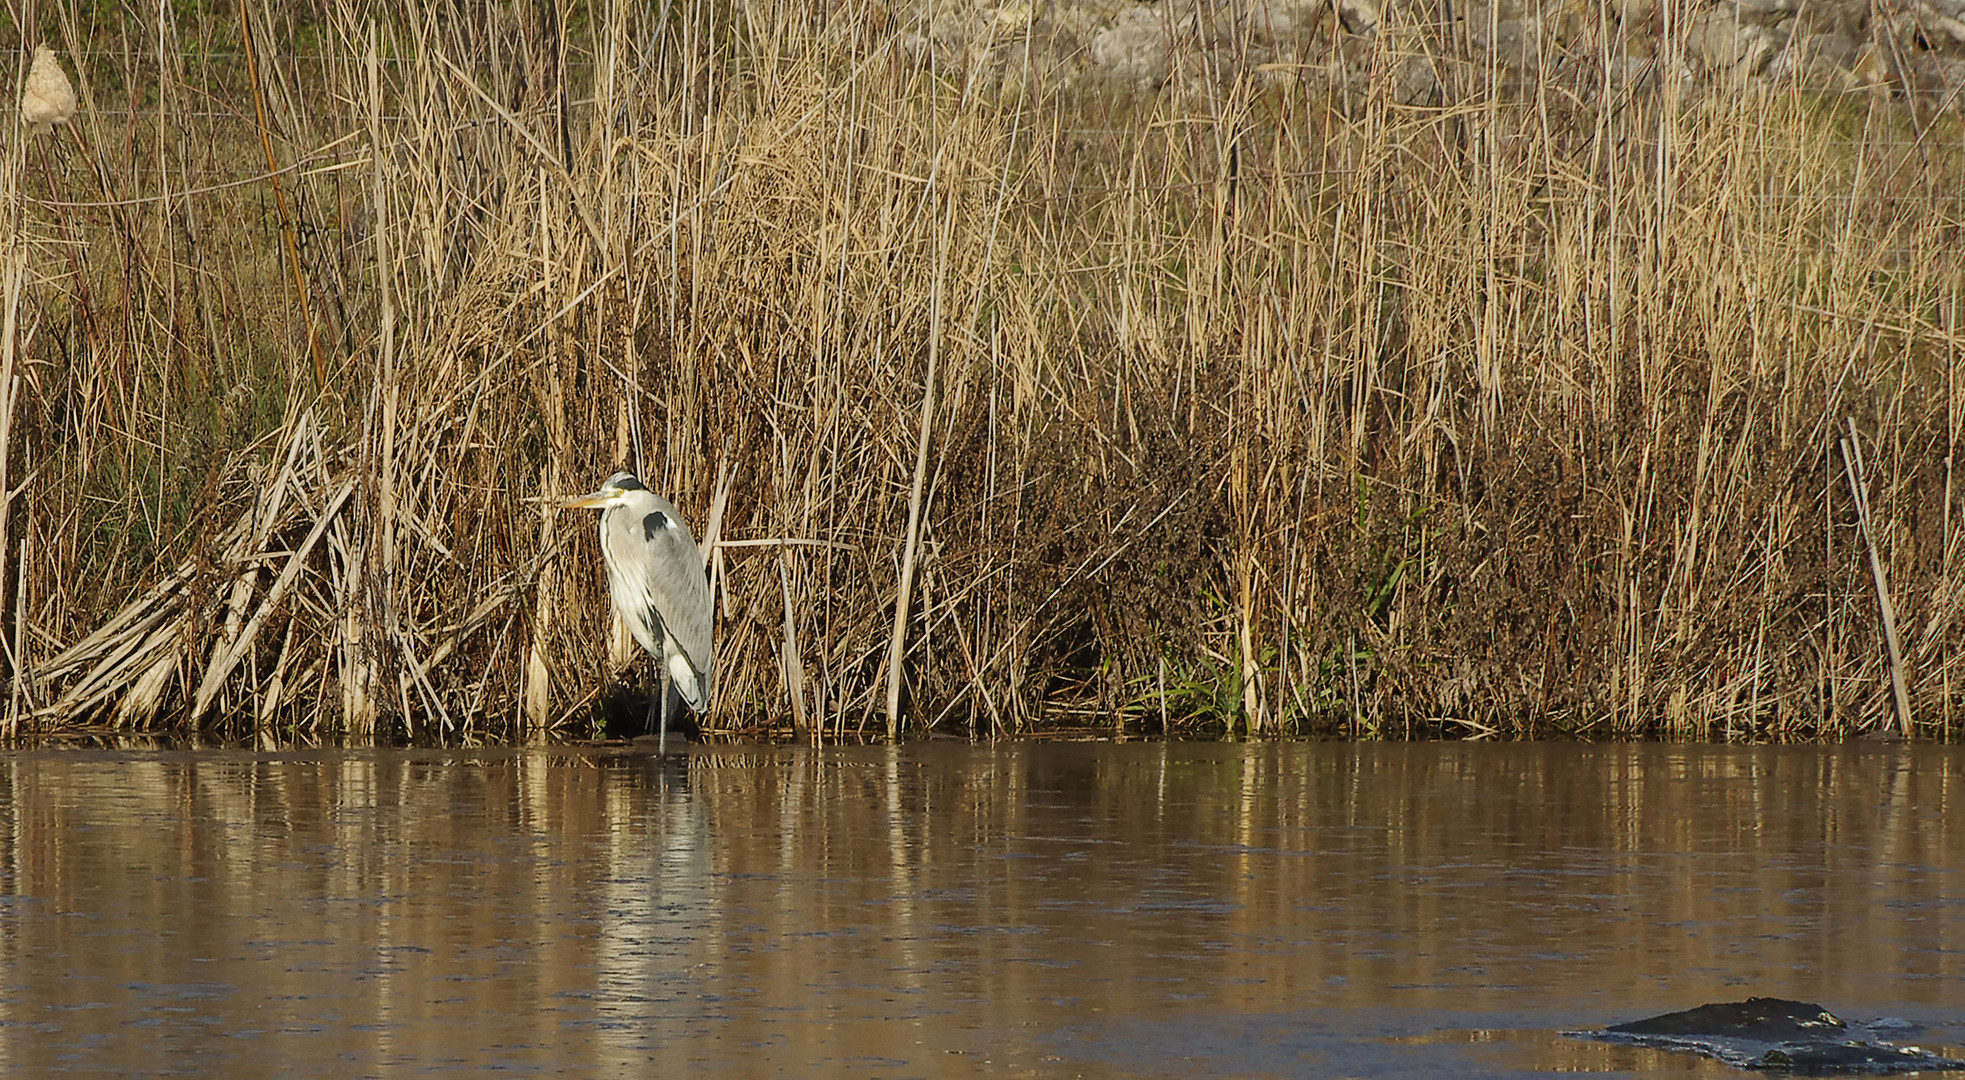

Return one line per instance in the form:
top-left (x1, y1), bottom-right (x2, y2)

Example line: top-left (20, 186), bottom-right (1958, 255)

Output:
top-left (563, 472), bottom-right (714, 755)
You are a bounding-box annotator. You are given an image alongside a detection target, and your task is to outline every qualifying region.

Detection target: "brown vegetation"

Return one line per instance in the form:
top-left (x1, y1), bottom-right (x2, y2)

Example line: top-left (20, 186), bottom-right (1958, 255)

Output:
top-left (1, 2), bottom-right (1962, 743)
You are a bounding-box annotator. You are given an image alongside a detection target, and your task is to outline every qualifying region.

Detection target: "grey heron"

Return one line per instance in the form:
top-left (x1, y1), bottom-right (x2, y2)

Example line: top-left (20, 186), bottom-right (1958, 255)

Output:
top-left (563, 471), bottom-right (713, 755)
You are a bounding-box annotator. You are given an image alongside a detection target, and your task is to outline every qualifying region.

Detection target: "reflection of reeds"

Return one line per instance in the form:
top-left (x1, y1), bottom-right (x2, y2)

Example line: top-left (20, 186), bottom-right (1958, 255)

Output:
top-left (1, 5), bottom-right (1961, 741)
top-left (4, 745), bottom-right (1961, 1072)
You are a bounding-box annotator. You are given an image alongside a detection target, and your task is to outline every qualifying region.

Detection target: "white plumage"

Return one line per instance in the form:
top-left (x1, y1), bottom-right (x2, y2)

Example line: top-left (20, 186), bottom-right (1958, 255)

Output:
top-left (564, 471), bottom-right (713, 752)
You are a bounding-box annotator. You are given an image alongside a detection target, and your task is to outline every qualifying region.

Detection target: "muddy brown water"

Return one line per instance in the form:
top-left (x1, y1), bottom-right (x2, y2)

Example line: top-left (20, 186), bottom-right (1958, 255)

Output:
top-left (0, 741), bottom-right (1959, 1077)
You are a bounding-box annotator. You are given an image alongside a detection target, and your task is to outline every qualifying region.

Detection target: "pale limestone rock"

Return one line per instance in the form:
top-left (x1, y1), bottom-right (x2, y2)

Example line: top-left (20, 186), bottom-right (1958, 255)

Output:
top-left (1478, 17), bottom-right (1542, 68)
top-left (992, 2), bottom-right (1032, 29)
top-left (1395, 55), bottom-right (1442, 103)
top-left (1730, 0), bottom-right (1799, 23)
top-left (1687, 11), bottom-right (1783, 76)
top-left (1338, 0), bottom-right (1381, 34)
top-left (1613, 0), bottom-right (1660, 27)
top-left (1203, 0), bottom-right (1324, 44)
top-left (1936, 12), bottom-right (1965, 45)
top-left (1090, 7), bottom-right (1171, 86)
top-left (1846, 41), bottom-right (1891, 89)
top-left (1607, 53), bottom-right (1659, 89)
top-left (1767, 28), bottom-right (1862, 85)
top-left (886, 0), bottom-right (1965, 99)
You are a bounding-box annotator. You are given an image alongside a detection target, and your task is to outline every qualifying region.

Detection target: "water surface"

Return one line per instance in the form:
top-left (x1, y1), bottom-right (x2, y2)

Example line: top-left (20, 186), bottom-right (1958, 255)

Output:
top-left (0, 742), bottom-right (1960, 1076)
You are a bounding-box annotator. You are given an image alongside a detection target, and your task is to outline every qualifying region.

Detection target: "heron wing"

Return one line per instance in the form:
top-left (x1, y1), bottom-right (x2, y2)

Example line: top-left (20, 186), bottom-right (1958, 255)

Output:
top-left (601, 496), bottom-right (714, 703)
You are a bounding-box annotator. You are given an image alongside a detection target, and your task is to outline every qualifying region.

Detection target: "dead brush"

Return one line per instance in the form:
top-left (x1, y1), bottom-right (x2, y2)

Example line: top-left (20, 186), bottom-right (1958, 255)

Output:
top-left (1, 2), bottom-right (1961, 742)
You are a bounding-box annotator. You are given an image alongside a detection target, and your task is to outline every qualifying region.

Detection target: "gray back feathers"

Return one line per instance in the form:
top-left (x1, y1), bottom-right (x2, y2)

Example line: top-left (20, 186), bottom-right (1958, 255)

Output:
top-left (595, 476), bottom-right (714, 708)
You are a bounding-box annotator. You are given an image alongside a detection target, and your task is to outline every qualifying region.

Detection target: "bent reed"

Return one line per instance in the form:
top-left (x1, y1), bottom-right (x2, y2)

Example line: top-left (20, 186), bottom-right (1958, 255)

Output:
top-left (1, 2), bottom-right (1961, 744)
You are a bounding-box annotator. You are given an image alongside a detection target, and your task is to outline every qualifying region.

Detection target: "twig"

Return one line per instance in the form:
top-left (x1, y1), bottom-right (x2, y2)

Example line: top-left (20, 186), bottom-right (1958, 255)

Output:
top-left (1839, 418), bottom-right (1913, 738)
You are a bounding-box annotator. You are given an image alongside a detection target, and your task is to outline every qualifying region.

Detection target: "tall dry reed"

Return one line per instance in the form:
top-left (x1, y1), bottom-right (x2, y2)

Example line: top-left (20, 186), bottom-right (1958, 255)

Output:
top-left (2, 1), bottom-right (1961, 743)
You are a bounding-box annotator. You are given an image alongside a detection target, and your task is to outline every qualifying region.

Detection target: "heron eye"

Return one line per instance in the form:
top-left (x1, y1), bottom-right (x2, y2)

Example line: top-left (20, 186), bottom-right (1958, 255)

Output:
top-left (642, 511), bottom-right (668, 542)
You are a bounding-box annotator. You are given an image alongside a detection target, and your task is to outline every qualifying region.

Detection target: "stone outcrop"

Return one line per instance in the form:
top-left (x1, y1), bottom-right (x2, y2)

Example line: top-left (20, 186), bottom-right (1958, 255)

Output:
top-left (888, 0), bottom-right (1965, 101)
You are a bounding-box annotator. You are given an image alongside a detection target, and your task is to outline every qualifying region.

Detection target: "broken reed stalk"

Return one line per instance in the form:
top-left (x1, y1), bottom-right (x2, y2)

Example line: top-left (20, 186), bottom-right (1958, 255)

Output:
top-left (778, 552), bottom-right (809, 738)
top-left (885, 160), bottom-right (949, 741)
top-left (1838, 419), bottom-right (1914, 738)
top-left (0, 34), bottom-right (32, 737)
top-left (193, 479), bottom-right (356, 717)
top-left (0, 187), bottom-right (21, 738)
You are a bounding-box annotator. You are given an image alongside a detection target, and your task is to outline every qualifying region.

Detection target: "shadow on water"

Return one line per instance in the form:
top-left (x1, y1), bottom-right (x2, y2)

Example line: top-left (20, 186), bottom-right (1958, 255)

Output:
top-left (0, 741), bottom-right (1959, 1076)
top-left (594, 682), bottom-right (703, 743)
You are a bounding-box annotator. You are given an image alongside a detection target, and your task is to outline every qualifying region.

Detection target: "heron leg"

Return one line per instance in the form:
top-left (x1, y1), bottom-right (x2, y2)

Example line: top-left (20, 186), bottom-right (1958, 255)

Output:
top-left (642, 670), bottom-right (660, 739)
top-left (658, 676), bottom-right (671, 756)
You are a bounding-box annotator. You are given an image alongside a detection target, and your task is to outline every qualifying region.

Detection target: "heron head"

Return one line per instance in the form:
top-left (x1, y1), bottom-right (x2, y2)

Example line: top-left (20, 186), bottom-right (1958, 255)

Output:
top-left (562, 471), bottom-right (648, 510)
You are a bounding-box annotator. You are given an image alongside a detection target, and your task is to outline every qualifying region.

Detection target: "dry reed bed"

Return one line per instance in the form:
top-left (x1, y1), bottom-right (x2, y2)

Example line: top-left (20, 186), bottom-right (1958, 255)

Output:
top-left (1, 2), bottom-right (1961, 742)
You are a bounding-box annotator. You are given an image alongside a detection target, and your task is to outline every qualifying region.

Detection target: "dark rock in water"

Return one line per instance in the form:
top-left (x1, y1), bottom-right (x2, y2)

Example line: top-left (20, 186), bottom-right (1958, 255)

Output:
top-left (1755, 1041), bottom-right (1965, 1072)
top-left (1608, 997), bottom-right (1846, 1042)
top-left (1580, 998), bottom-right (1965, 1075)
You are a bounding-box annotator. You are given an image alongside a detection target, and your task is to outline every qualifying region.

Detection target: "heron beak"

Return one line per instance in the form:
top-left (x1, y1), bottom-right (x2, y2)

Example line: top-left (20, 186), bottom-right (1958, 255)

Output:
top-left (560, 490), bottom-right (612, 510)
